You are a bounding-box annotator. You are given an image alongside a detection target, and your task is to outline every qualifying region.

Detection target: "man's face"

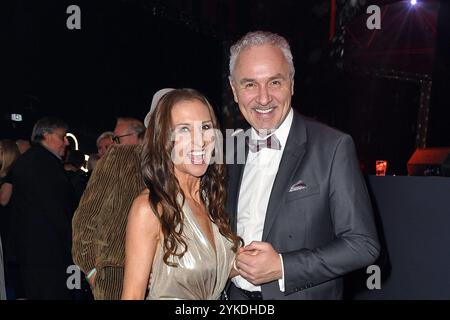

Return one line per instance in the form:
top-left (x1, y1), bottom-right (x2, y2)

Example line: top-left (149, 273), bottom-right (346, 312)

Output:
top-left (43, 128), bottom-right (69, 157)
top-left (230, 44), bottom-right (294, 135)
top-left (113, 122), bottom-right (139, 145)
top-left (98, 137), bottom-right (114, 157)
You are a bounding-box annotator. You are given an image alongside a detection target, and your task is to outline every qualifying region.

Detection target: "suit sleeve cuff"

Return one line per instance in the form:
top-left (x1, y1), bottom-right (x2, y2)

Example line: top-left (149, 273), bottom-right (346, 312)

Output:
top-left (278, 253), bottom-right (285, 292)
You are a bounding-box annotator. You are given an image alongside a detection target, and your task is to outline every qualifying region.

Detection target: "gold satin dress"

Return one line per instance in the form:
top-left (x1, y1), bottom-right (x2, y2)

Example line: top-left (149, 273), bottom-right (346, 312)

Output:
top-left (146, 198), bottom-right (235, 300)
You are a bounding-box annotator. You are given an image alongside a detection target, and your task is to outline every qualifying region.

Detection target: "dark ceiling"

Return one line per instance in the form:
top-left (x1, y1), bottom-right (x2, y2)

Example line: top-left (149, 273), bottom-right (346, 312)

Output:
top-left (1, 0), bottom-right (449, 174)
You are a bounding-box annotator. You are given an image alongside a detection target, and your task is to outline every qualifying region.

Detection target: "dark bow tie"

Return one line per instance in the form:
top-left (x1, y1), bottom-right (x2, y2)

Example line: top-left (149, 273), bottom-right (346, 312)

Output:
top-left (247, 134), bottom-right (281, 153)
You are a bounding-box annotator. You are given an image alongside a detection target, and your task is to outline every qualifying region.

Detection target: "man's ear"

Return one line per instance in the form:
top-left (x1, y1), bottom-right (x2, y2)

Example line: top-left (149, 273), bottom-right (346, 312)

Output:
top-left (291, 80), bottom-right (294, 96)
top-left (42, 132), bottom-right (50, 142)
top-left (40, 132), bottom-right (51, 147)
top-left (229, 76), bottom-right (239, 103)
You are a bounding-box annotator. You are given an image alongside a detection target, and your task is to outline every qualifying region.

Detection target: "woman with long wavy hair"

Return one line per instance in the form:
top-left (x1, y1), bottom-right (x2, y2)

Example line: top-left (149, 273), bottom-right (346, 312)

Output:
top-left (122, 88), bottom-right (241, 300)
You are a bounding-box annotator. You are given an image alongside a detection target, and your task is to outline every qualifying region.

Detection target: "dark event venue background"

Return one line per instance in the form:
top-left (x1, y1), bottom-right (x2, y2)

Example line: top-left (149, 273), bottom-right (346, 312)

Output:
top-left (1, 0), bottom-right (450, 301)
top-left (2, 0), bottom-right (449, 176)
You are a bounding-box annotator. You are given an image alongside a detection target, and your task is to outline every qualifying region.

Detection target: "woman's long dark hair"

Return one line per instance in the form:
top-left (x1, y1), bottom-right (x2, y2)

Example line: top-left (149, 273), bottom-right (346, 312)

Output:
top-left (141, 88), bottom-right (241, 266)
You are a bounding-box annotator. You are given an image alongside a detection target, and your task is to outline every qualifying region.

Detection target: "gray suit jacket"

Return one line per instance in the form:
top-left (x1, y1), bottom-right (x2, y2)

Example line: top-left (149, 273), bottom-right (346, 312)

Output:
top-left (226, 110), bottom-right (380, 299)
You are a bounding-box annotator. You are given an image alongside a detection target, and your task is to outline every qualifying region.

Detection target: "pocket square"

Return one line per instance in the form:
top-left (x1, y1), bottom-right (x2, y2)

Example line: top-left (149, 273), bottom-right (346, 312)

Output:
top-left (289, 180), bottom-right (307, 192)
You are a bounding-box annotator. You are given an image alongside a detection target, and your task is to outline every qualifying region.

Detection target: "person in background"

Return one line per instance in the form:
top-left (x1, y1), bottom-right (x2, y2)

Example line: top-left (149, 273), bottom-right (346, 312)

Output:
top-left (112, 118), bottom-right (145, 145)
top-left (15, 139), bottom-right (31, 155)
top-left (0, 139), bottom-right (21, 248)
top-left (96, 132), bottom-right (114, 158)
top-left (0, 139), bottom-right (21, 299)
top-left (72, 89), bottom-right (171, 300)
top-left (0, 140), bottom-right (20, 207)
top-left (8, 117), bottom-right (76, 299)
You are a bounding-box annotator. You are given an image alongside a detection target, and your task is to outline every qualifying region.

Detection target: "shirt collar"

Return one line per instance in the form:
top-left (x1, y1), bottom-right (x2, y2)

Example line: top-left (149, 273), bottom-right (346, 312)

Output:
top-left (250, 108), bottom-right (293, 151)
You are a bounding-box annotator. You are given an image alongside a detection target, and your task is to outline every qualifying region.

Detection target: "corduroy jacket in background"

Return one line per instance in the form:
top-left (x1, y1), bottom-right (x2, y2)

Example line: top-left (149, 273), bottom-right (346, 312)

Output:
top-left (72, 144), bottom-right (145, 300)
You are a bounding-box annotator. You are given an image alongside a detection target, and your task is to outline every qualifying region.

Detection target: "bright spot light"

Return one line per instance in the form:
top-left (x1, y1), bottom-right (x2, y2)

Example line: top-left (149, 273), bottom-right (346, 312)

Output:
top-left (81, 154), bottom-right (89, 172)
top-left (66, 133), bottom-right (78, 150)
top-left (410, 0), bottom-right (417, 5)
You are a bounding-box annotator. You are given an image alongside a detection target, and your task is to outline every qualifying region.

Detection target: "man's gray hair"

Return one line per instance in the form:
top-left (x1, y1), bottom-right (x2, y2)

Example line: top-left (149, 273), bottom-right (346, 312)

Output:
top-left (96, 131), bottom-right (114, 148)
top-left (229, 31), bottom-right (295, 80)
top-left (117, 117), bottom-right (146, 140)
top-left (31, 117), bottom-right (68, 143)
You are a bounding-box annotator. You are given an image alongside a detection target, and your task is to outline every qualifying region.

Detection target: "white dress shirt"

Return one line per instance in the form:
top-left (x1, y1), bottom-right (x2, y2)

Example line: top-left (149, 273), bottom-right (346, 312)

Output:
top-left (233, 108), bottom-right (293, 292)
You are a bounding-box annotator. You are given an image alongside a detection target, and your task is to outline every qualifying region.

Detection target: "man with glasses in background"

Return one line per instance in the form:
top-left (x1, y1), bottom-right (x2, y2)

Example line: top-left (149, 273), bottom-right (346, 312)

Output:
top-left (112, 118), bottom-right (145, 145)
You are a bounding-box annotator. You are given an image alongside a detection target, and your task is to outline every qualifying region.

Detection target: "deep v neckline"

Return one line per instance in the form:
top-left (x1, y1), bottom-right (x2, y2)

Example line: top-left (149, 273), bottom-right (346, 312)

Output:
top-left (184, 199), bottom-right (217, 257)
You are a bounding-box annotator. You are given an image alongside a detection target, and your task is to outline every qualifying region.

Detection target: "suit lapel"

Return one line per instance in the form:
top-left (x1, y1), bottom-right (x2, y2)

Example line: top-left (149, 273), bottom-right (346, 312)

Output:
top-left (262, 111), bottom-right (308, 241)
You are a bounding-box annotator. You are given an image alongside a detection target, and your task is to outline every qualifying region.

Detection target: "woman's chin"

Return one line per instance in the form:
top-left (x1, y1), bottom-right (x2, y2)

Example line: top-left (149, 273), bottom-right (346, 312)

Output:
top-left (184, 162), bottom-right (209, 177)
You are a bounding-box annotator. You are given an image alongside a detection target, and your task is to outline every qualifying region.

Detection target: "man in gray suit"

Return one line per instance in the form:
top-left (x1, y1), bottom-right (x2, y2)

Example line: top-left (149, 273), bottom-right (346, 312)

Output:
top-left (226, 31), bottom-right (380, 300)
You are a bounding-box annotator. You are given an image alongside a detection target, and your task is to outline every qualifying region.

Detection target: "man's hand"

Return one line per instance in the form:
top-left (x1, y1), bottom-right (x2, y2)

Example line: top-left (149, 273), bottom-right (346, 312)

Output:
top-left (235, 241), bottom-right (282, 285)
